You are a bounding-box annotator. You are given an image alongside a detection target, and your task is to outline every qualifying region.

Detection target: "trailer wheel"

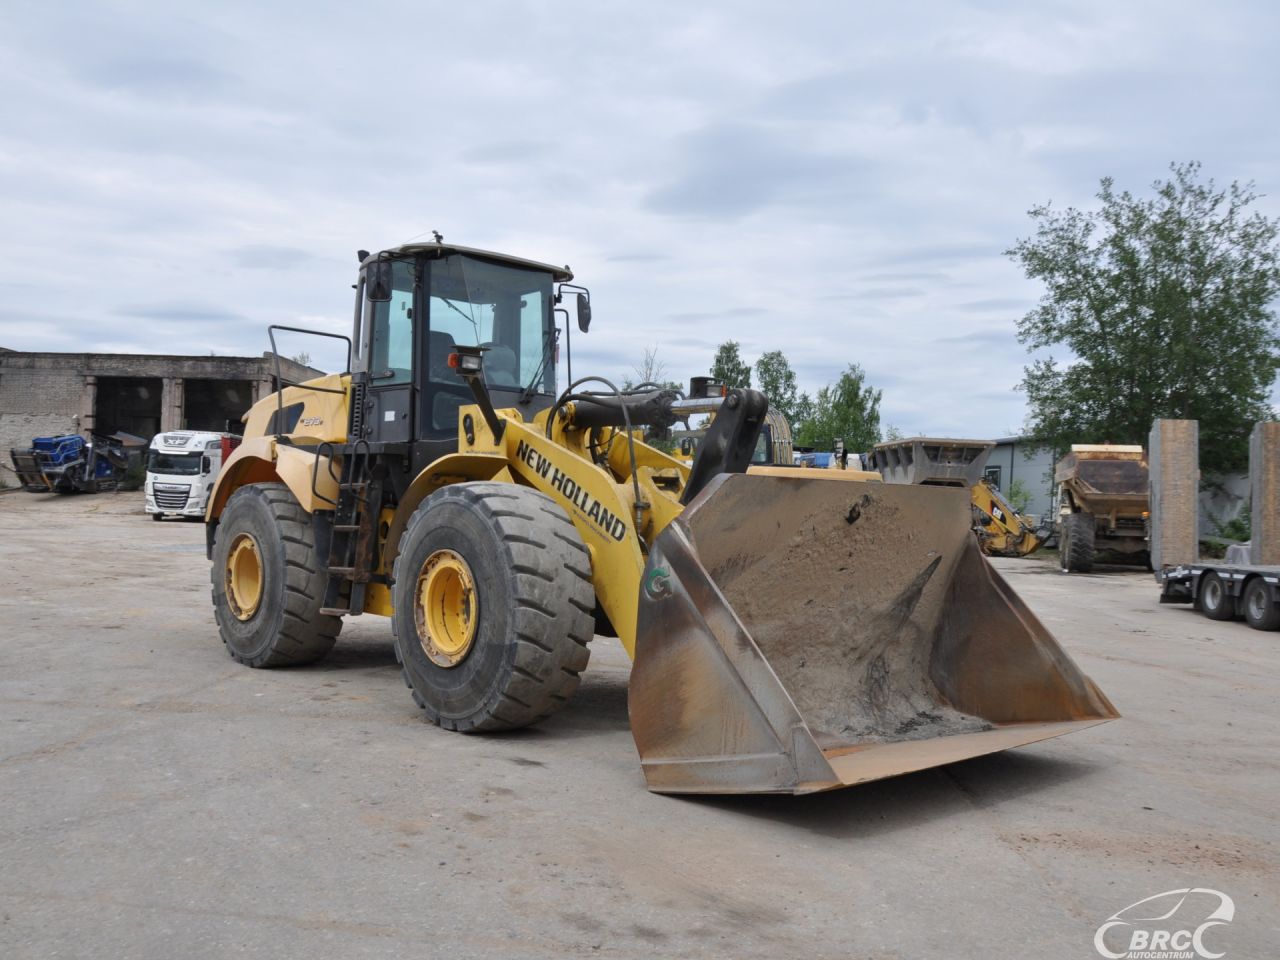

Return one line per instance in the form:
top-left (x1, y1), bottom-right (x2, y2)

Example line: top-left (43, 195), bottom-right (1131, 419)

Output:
top-left (1199, 572), bottom-right (1235, 621)
top-left (1060, 512), bottom-right (1095, 573)
top-left (1242, 578), bottom-right (1280, 630)
top-left (391, 482), bottom-right (594, 732)
top-left (210, 482), bottom-right (341, 666)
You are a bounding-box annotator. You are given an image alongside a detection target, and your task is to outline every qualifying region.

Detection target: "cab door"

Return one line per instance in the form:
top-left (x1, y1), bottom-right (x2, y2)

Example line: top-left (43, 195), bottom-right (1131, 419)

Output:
top-left (365, 258), bottom-right (418, 445)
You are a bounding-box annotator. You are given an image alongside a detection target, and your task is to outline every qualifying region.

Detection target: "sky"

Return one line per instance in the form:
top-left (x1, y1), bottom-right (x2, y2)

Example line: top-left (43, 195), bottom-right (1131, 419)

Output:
top-left (1, 0), bottom-right (1277, 438)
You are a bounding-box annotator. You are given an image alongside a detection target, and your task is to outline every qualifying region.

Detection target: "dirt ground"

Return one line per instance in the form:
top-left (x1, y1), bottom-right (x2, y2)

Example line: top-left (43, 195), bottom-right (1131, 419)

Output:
top-left (1, 490), bottom-right (1276, 959)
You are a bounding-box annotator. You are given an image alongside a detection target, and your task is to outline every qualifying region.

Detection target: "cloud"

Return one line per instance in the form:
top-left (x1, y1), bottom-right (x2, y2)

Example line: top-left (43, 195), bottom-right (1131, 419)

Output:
top-left (604, 253), bottom-right (670, 263)
top-left (78, 55), bottom-right (232, 101)
top-left (227, 245), bottom-right (322, 270)
top-left (936, 329), bottom-right (1018, 346)
top-left (957, 297), bottom-right (1030, 313)
top-left (0, 0), bottom-right (1276, 442)
top-left (643, 121), bottom-right (879, 219)
top-left (115, 304), bottom-right (247, 323)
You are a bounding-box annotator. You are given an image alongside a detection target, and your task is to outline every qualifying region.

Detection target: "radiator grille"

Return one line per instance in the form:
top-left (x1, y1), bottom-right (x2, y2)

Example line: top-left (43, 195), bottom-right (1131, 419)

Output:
top-left (153, 488), bottom-right (190, 510)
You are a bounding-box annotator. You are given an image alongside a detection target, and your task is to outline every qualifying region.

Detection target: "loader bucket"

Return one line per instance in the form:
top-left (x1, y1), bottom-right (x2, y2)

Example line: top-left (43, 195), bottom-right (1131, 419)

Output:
top-left (629, 473), bottom-right (1118, 794)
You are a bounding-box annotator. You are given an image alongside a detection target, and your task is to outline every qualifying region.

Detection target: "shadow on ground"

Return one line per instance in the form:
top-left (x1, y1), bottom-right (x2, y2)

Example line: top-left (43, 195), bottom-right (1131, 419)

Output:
top-left (682, 751), bottom-right (1105, 840)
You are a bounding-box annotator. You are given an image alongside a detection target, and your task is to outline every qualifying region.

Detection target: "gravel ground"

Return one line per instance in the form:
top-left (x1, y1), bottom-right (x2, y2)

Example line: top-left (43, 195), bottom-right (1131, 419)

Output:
top-left (1, 489), bottom-right (1276, 959)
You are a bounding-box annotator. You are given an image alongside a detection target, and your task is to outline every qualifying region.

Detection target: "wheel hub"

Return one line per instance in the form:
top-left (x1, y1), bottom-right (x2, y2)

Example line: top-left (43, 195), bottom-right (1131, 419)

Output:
top-left (415, 549), bottom-right (479, 667)
top-left (226, 533), bottom-right (263, 621)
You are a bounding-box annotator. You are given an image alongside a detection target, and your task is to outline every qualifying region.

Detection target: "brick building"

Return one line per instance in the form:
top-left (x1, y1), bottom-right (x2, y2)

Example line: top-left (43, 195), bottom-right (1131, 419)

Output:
top-left (0, 349), bottom-right (323, 464)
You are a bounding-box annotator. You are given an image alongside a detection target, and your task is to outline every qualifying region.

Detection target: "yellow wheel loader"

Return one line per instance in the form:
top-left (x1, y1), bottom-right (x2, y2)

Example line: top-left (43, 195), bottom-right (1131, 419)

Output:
top-left (205, 241), bottom-right (1117, 795)
top-left (971, 479), bottom-right (1043, 558)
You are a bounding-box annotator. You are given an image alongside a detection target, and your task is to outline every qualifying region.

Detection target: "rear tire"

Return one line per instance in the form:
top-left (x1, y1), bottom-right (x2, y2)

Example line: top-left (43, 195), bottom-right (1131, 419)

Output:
top-left (1060, 512), bottom-right (1096, 573)
top-left (1199, 571), bottom-right (1235, 621)
top-left (392, 482), bottom-right (594, 732)
top-left (210, 482), bottom-right (341, 666)
top-left (1242, 578), bottom-right (1280, 630)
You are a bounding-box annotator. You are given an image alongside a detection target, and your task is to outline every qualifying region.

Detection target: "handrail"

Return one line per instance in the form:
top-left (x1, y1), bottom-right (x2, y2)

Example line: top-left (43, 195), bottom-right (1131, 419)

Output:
top-left (266, 325), bottom-right (353, 440)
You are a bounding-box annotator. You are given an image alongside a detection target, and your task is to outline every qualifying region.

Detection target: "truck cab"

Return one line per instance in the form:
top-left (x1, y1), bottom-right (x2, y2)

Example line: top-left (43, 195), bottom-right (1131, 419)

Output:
top-left (146, 431), bottom-right (241, 520)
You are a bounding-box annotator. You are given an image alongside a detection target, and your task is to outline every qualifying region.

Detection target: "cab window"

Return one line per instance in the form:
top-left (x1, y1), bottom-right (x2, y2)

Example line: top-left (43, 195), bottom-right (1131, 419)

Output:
top-left (427, 255), bottom-right (553, 393)
top-left (369, 259), bottom-right (416, 384)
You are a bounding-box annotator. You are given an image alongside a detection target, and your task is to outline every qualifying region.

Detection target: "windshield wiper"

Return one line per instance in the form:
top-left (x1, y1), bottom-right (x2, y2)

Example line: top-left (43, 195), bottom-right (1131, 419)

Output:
top-left (438, 296), bottom-right (480, 340)
top-left (519, 329), bottom-right (555, 404)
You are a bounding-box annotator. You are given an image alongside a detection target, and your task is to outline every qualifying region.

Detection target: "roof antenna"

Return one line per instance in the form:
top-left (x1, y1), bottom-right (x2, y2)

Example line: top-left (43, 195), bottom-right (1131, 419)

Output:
top-left (432, 230), bottom-right (444, 243)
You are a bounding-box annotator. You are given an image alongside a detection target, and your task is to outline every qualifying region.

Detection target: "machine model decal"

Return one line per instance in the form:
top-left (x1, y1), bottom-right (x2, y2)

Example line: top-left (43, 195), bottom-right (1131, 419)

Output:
top-left (516, 439), bottom-right (627, 542)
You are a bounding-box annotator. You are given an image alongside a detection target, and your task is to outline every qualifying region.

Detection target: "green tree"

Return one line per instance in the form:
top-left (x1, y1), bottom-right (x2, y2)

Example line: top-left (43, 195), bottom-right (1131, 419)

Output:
top-left (1005, 478), bottom-right (1033, 514)
top-left (1008, 162), bottom-right (1280, 471)
top-left (793, 392), bottom-right (815, 428)
top-left (754, 350), bottom-right (801, 422)
top-left (710, 340), bottom-right (751, 389)
top-left (793, 363), bottom-right (882, 452)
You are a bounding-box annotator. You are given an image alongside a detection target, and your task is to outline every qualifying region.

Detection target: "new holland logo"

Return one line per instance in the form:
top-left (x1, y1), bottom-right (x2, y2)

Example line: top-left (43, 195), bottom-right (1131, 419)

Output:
top-left (515, 439), bottom-right (627, 542)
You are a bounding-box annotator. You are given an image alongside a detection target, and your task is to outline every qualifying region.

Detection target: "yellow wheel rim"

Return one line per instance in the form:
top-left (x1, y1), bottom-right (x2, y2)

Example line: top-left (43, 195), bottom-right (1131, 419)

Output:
top-left (415, 549), bottom-right (479, 668)
top-left (225, 533), bottom-right (263, 621)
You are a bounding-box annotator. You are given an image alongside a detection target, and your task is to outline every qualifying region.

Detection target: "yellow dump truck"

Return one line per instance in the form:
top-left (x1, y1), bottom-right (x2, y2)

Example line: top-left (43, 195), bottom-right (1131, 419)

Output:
top-left (1055, 444), bottom-right (1151, 573)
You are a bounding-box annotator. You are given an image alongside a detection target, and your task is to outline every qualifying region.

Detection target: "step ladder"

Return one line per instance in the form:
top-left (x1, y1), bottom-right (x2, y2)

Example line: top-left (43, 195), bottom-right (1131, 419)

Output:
top-left (320, 436), bottom-right (378, 616)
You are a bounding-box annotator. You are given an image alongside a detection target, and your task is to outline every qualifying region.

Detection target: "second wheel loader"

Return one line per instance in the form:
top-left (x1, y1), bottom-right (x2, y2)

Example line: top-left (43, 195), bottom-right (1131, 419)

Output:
top-left (204, 241), bottom-right (1117, 795)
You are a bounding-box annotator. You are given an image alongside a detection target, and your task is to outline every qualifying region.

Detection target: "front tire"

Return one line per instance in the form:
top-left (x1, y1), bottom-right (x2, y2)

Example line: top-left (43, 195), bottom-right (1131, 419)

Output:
top-left (210, 482), bottom-right (341, 666)
top-left (392, 482), bottom-right (594, 732)
top-left (1060, 512), bottom-right (1096, 573)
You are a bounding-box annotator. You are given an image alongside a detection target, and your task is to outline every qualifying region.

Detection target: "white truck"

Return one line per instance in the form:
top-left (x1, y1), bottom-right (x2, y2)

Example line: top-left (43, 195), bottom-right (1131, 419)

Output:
top-left (145, 431), bottom-right (241, 521)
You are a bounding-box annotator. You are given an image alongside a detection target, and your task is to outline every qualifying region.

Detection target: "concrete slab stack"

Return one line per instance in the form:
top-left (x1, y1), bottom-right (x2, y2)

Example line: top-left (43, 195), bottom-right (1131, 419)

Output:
top-left (1250, 421), bottom-right (1280, 565)
top-left (1148, 419), bottom-right (1199, 571)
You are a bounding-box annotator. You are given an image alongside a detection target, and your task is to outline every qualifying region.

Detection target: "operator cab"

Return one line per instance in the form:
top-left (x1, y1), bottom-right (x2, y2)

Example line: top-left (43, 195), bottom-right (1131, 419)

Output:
top-left (351, 242), bottom-right (576, 476)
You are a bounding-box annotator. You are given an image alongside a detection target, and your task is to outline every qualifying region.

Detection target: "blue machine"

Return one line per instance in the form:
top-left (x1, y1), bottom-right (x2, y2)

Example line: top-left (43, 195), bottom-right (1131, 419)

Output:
top-left (9, 434), bottom-right (129, 493)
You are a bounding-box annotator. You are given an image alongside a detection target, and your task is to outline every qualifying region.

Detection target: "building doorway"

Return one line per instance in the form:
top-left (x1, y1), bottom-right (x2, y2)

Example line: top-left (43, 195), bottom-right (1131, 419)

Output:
top-left (95, 377), bottom-right (162, 439)
top-left (184, 379), bottom-right (254, 433)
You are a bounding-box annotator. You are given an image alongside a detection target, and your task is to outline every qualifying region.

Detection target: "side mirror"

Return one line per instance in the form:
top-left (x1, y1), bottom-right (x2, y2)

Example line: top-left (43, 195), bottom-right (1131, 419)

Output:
top-left (576, 292), bottom-right (591, 332)
top-left (202, 456), bottom-right (212, 473)
top-left (367, 260), bottom-right (393, 302)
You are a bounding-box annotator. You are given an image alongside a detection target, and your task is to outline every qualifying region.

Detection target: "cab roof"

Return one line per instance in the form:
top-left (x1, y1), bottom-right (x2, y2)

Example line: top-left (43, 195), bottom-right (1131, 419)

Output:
top-left (369, 242), bottom-right (574, 283)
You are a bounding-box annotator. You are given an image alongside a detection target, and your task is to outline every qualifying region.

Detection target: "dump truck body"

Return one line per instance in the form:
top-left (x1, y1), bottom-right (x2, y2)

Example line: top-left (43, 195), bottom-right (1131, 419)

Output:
top-left (869, 437), bottom-right (1041, 557)
top-left (869, 436), bottom-right (994, 487)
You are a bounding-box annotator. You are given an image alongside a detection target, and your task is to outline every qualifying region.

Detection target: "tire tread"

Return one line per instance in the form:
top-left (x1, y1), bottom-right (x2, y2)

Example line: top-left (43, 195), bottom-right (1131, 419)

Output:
top-left (210, 482), bottom-right (340, 667)
top-left (391, 482), bottom-right (595, 732)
